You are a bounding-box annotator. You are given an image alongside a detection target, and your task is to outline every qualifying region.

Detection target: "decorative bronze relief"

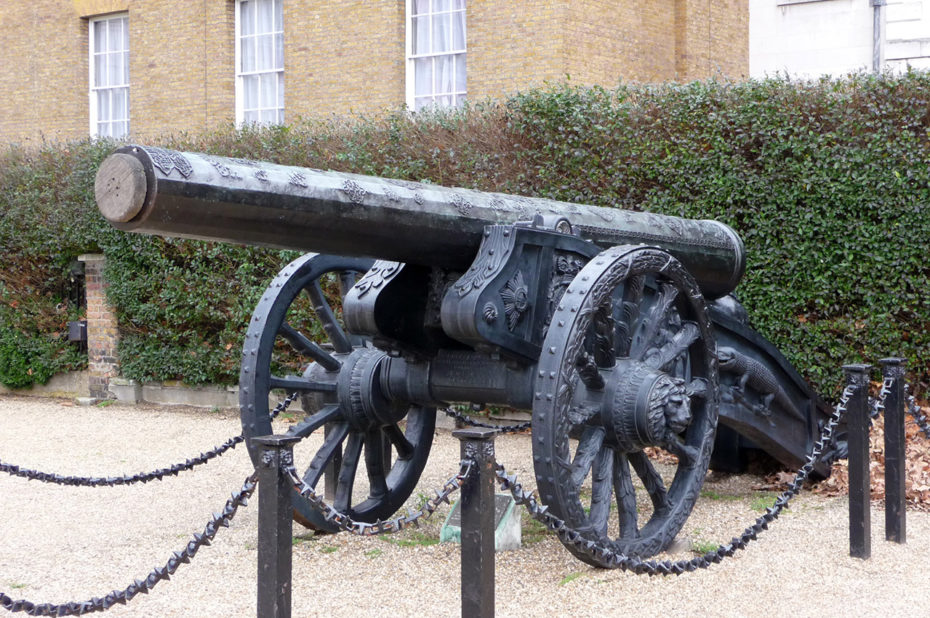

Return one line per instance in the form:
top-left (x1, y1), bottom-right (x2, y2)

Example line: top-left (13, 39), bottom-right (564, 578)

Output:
top-left (141, 146), bottom-right (193, 178)
top-left (500, 269), bottom-right (529, 330)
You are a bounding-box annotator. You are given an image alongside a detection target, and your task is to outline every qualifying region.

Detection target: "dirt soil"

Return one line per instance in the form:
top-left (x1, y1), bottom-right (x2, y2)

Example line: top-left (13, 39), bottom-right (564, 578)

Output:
top-left (1, 395), bottom-right (929, 617)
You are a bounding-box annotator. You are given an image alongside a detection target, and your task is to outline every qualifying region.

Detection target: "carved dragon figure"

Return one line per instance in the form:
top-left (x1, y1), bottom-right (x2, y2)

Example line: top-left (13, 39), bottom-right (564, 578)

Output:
top-left (717, 346), bottom-right (804, 422)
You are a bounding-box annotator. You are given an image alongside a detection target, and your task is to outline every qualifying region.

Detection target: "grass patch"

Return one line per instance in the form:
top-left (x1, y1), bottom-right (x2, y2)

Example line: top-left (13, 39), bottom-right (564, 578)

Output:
top-left (364, 548), bottom-right (383, 559)
top-left (692, 540), bottom-right (720, 555)
top-left (690, 528), bottom-right (720, 555)
top-left (319, 545), bottom-right (339, 554)
top-left (379, 531), bottom-right (438, 548)
top-left (292, 533), bottom-right (315, 546)
top-left (8, 583), bottom-right (27, 590)
top-left (750, 493), bottom-right (778, 512)
top-left (559, 572), bottom-right (584, 586)
top-left (700, 489), bottom-right (742, 501)
top-left (522, 510), bottom-right (549, 545)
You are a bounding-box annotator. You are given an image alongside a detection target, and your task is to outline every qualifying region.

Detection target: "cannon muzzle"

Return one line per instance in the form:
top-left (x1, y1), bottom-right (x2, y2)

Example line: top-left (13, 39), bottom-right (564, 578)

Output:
top-left (95, 145), bottom-right (745, 298)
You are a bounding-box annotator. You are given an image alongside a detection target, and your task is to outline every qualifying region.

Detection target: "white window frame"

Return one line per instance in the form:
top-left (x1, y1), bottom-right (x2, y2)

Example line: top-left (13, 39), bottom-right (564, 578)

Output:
top-left (235, 0), bottom-right (285, 126)
top-left (88, 13), bottom-right (130, 138)
top-left (405, 0), bottom-right (467, 111)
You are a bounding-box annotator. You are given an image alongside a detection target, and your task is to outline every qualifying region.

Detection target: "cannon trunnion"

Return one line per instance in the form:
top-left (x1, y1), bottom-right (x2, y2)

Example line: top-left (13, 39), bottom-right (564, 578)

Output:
top-left (96, 146), bottom-right (834, 566)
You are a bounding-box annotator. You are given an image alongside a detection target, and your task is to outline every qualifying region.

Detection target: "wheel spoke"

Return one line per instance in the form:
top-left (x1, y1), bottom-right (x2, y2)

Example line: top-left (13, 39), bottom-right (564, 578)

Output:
top-left (384, 423), bottom-right (414, 460)
top-left (612, 452), bottom-right (639, 540)
top-left (632, 282), bottom-right (679, 361)
top-left (687, 378), bottom-right (709, 399)
top-left (338, 271), bottom-right (360, 297)
top-left (662, 435), bottom-right (699, 468)
top-left (333, 433), bottom-right (364, 512)
top-left (628, 451), bottom-right (671, 516)
top-left (302, 421), bottom-right (350, 488)
top-left (287, 404), bottom-right (342, 439)
top-left (589, 448), bottom-right (614, 537)
top-left (269, 375), bottom-right (337, 392)
top-left (571, 426), bottom-right (606, 487)
top-left (592, 302), bottom-right (616, 368)
top-left (279, 322), bottom-right (340, 372)
top-left (364, 430), bottom-right (389, 500)
top-left (306, 280), bottom-right (353, 353)
top-left (615, 275), bottom-right (644, 357)
top-left (575, 352), bottom-right (605, 391)
top-left (645, 321), bottom-right (699, 371)
top-left (338, 270), bottom-right (365, 348)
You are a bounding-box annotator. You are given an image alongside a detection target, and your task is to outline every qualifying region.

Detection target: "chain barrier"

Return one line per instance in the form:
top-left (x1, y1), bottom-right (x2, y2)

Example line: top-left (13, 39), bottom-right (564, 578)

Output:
top-left (493, 385), bottom-right (852, 575)
top-left (867, 379), bottom-right (930, 440)
top-left (0, 393), bottom-right (297, 488)
top-left (0, 436), bottom-right (243, 488)
top-left (869, 378), bottom-right (892, 419)
top-left (1, 368), bottom-right (920, 610)
top-left (0, 473), bottom-right (257, 616)
top-left (443, 407), bottom-right (531, 434)
top-left (903, 383), bottom-right (930, 440)
top-left (283, 459), bottom-right (473, 536)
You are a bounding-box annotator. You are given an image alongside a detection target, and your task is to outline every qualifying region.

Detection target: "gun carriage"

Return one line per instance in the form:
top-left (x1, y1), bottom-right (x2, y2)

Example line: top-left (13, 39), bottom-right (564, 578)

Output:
top-left (95, 145), bottom-right (836, 566)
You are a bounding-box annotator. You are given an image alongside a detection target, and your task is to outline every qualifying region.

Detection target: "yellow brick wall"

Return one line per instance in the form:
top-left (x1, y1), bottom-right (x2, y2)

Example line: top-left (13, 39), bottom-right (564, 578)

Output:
top-left (0, 2), bottom-right (89, 143)
top-left (127, 0), bottom-right (234, 140)
top-left (0, 1), bottom-right (748, 143)
top-left (563, 0), bottom-right (679, 86)
top-left (468, 0), bottom-right (568, 99)
top-left (285, 1), bottom-right (406, 119)
top-left (676, 0), bottom-right (749, 82)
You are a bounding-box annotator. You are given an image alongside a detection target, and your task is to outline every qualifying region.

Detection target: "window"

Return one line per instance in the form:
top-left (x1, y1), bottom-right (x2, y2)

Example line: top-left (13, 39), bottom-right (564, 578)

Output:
top-left (236, 0), bottom-right (284, 125)
top-left (407, 0), bottom-right (466, 111)
top-left (89, 14), bottom-right (129, 138)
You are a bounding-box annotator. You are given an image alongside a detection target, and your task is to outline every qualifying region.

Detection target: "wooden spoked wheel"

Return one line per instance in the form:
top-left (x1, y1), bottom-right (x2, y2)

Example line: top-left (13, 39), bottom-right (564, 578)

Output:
top-left (239, 253), bottom-right (435, 532)
top-left (532, 245), bottom-right (718, 565)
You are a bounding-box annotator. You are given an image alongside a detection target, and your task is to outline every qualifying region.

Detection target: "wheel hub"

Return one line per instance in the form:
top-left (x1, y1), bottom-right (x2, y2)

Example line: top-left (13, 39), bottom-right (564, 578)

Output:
top-left (337, 348), bottom-right (408, 431)
top-left (603, 360), bottom-right (691, 451)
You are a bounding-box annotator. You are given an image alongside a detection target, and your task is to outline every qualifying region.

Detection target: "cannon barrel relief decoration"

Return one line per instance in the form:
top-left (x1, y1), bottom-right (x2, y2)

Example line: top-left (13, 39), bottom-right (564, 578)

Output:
top-left (94, 145), bottom-right (837, 567)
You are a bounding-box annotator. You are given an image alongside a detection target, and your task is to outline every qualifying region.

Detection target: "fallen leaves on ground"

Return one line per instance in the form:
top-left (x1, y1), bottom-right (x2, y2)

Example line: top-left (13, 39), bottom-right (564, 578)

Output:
top-left (741, 384), bottom-right (930, 511)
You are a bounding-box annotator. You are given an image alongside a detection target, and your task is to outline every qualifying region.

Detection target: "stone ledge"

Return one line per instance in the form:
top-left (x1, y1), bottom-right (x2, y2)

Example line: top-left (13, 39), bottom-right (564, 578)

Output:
top-left (141, 381), bottom-right (240, 409)
top-left (0, 371), bottom-right (90, 399)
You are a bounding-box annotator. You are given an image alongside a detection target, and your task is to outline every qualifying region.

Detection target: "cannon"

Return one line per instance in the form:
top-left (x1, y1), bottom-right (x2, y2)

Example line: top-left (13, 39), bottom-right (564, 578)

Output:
top-left (95, 145), bottom-right (837, 566)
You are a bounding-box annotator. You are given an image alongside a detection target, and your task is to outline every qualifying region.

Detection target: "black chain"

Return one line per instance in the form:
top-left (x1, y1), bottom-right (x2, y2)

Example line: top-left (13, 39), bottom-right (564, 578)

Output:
top-left (0, 473), bottom-right (257, 616)
top-left (443, 407), bottom-right (531, 433)
top-left (283, 459), bottom-right (472, 536)
top-left (0, 436), bottom-right (243, 487)
top-left (0, 393), bottom-right (297, 488)
top-left (494, 385), bottom-right (851, 575)
top-left (904, 383), bottom-right (930, 440)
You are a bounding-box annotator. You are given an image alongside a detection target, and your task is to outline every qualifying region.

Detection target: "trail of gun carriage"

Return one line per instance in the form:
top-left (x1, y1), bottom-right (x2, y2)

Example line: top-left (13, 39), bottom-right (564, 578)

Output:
top-left (91, 144), bottom-right (881, 550)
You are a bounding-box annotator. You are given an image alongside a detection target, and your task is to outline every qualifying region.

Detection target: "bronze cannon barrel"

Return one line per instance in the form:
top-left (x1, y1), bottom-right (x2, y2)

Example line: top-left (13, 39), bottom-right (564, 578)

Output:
top-left (95, 144), bottom-right (746, 299)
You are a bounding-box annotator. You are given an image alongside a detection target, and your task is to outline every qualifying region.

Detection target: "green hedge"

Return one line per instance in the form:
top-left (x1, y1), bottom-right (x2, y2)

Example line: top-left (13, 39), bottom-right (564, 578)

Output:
top-left (1, 72), bottom-right (929, 396)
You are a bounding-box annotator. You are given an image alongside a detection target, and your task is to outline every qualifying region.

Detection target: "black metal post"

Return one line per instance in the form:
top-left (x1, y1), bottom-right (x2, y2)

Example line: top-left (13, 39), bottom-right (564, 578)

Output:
top-left (453, 427), bottom-right (497, 618)
top-left (844, 364), bottom-right (872, 559)
top-left (880, 358), bottom-right (907, 544)
top-left (254, 435), bottom-right (301, 618)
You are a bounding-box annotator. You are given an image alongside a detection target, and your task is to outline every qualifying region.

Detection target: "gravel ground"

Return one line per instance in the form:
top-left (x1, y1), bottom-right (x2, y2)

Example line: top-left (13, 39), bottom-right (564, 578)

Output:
top-left (1, 395), bottom-right (928, 617)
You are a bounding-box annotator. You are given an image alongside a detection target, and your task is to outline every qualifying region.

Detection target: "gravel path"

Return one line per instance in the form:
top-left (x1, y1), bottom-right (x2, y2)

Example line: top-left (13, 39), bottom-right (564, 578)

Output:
top-left (1, 395), bottom-right (928, 617)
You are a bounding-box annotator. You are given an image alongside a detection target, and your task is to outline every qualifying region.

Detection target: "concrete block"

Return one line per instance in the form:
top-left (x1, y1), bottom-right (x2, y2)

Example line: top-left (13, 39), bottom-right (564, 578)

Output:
top-left (141, 382), bottom-right (239, 408)
top-left (440, 493), bottom-right (521, 551)
top-left (109, 377), bottom-right (142, 403)
top-left (0, 371), bottom-right (90, 399)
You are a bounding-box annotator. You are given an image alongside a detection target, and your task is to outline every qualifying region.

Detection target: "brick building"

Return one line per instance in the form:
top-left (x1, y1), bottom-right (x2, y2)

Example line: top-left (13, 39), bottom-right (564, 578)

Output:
top-left (1, 0), bottom-right (748, 143)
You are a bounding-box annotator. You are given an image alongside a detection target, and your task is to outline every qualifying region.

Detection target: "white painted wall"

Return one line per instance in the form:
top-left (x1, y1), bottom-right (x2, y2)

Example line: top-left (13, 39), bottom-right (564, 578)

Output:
top-left (886, 0), bottom-right (930, 70)
top-left (750, 0), bottom-right (930, 77)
